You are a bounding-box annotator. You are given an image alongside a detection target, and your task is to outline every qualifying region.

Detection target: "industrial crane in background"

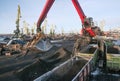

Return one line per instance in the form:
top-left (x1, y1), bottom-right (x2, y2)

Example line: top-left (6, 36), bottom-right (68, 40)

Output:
top-left (41, 18), bottom-right (47, 34)
top-left (12, 5), bottom-right (22, 38)
top-left (23, 21), bottom-right (30, 35)
top-left (99, 20), bottom-right (106, 31)
top-left (31, 22), bottom-right (36, 35)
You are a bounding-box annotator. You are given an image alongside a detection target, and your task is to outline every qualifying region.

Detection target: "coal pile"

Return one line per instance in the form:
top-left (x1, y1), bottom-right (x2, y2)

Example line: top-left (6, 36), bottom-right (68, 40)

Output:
top-left (34, 57), bottom-right (88, 81)
top-left (15, 59), bottom-right (53, 81)
top-left (14, 47), bottom-right (72, 81)
top-left (53, 59), bottom-right (87, 81)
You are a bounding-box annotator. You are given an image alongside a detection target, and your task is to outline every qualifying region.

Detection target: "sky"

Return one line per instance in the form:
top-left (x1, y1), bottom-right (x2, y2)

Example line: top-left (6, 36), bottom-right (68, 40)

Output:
top-left (0, 0), bottom-right (120, 34)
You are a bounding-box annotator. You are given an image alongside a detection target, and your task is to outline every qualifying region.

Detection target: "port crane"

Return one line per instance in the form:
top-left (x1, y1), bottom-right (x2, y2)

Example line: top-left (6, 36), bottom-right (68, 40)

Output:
top-left (29, 0), bottom-right (100, 51)
top-left (12, 5), bottom-right (21, 38)
top-left (37, 0), bottom-right (99, 37)
top-left (27, 0), bottom-right (106, 69)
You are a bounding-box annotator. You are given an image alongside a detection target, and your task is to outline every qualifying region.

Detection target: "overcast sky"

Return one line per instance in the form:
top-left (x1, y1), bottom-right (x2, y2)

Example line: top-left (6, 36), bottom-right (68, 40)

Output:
top-left (0, 0), bottom-right (120, 34)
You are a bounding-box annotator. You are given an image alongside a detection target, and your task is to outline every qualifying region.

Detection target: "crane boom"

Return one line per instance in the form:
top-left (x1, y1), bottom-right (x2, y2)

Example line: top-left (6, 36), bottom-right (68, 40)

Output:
top-left (30, 0), bottom-right (99, 52)
top-left (72, 0), bottom-right (86, 24)
top-left (72, 0), bottom-right (96, 37)
top-left (37, 0), bottom-right (96, 37)
top-left (37, 0), bottom-right (55, 33)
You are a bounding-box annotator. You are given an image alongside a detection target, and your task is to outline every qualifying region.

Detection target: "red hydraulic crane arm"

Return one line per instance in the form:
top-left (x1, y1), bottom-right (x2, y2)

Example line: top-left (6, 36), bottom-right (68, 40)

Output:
top-left (71, 0), bottom-right (86, 24)
top-left (72, 0), bottom-right (95, 37)
top-left (37, 0), bottom-right (55, 32)
top-left (37, 0), bottom-right (95, 37)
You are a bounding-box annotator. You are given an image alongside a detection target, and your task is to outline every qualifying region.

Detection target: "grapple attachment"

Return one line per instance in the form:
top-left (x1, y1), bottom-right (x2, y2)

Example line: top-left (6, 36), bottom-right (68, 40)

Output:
top-left (26, 32), bottom-right (53, 52)
top-left (35, 38), bottom-right (53, 52)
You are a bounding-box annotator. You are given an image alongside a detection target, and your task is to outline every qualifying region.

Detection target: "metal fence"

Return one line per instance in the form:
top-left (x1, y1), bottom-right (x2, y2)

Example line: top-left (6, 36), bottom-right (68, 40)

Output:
top-left (72, 49), bottom-right (98, 81)
top-left (72, 40), bottom-right (120, 81)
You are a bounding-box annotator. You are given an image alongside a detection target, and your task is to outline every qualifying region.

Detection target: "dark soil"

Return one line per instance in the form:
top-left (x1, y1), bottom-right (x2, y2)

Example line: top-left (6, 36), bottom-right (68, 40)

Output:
top-left (0, 38), bottom-right (119, 81)
top-left (49, 58), bottom-right (88, 81)
top-left (0, 39), bottom-right (74, 81)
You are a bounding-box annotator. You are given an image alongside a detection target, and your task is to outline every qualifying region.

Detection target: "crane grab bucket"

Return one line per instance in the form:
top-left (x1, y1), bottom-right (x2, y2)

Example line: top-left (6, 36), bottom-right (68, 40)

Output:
top-left (25, 32), bottom-right (53, 52)
top-left (28, 0), bottom-right (54, 52)
top-left (34, 38), bottom-right (53, 52)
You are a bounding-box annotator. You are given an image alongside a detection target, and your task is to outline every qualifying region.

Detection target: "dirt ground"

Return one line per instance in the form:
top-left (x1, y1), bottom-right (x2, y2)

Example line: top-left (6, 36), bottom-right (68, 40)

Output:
top-left (0, 39), bottom-right (75, 81)
top-left (1, 38), bottom-right (119, 81)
